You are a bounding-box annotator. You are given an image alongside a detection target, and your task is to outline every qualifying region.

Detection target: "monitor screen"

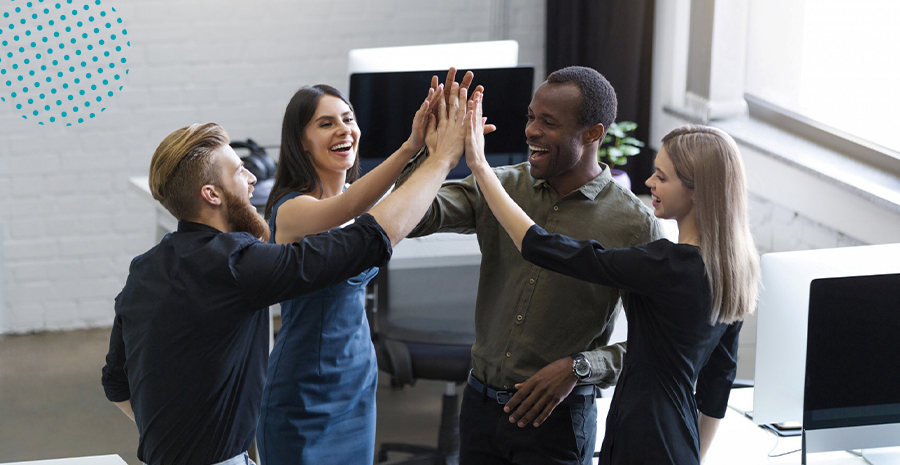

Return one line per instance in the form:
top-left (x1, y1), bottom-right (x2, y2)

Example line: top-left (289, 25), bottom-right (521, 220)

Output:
top-left (804, 273), bottom-right (900, 430)
top-left (349, 66), bottom-right (534, 179)
top-left (753, 243), bottom-right (900, 426)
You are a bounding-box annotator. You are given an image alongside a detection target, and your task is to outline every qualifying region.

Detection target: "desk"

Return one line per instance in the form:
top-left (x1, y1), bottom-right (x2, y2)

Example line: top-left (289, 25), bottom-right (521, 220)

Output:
top-left (1, 456), bottom-right (127, 465)
top-left (593, 388), bottom-right (875, 464)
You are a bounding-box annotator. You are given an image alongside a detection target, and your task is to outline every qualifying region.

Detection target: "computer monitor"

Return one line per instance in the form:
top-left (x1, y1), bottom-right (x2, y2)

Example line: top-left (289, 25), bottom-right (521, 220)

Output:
top-left (802, 273), bottom-right (900, 462)
top-left (348, 66), bottom-right (534, 179)
top-left (753, 243), bottom-right (900, 427)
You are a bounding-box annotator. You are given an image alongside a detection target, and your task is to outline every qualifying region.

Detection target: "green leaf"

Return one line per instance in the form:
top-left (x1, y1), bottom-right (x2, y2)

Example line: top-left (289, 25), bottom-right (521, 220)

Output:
top-left (621, 137), bottom-right (645, 147)
top-left (621, 145), bottom-right (641, 156)
top-left (601, 135), bottom-right (613, 144)
top-left (607, 146), bottom-right (623, 158)
top-left (613, 156), bottom-right (628, 166)
top-left (617, 121), bottom-right (638, 132)
top-left (597, 148), bottom-right (608, 158)
top-left (607, 125), bottom-right (625, 138)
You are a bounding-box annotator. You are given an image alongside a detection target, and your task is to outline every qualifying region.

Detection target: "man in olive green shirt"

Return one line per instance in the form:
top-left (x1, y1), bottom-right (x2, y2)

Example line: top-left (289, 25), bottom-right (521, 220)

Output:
top-left (399, 66), bottom-right (663, 465)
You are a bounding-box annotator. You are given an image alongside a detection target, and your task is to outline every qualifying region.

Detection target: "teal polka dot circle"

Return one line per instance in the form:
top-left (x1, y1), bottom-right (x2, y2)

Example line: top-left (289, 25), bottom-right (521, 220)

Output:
top-left (0, 0), bottom-right (129, 125)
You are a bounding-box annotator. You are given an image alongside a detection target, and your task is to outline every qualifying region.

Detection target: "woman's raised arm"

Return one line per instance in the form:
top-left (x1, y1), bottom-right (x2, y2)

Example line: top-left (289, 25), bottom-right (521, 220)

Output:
top-left (464, 91), bottom-right (535, 250)
top-left (274, 85), bottom-right (442, 243)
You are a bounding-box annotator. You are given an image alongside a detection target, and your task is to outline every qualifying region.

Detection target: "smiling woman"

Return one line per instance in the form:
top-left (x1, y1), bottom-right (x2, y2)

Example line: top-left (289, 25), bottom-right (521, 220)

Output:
top-left (254, 82), bottom-right (438, 465)
top-left (465, 107), bottom-right (759, 464)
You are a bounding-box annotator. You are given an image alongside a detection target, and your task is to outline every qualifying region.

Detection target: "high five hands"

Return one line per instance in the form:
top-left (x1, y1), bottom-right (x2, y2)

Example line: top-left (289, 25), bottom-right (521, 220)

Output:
top-left (407, 86), bottom-right (440, 151)
top-left (430, 68), bottom-right (497, 136)
top-left (464, 90), bottom-right (488, 172)
top-left (425, 77), bottom-right (469, 169)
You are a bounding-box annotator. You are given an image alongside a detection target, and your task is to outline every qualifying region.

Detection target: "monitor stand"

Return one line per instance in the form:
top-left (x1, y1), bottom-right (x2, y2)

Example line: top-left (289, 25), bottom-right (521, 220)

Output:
top-left (802, 431), bottom-right (900, 465)
top-left (860, 446), bottom-right (900, 465)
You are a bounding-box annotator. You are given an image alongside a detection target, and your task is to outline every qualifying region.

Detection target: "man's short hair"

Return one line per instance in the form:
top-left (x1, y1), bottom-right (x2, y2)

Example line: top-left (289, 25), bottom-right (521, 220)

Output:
top-left (149, 122), bottom-right (230, 221)
top-left (546, 66), bottom-right (617, 131)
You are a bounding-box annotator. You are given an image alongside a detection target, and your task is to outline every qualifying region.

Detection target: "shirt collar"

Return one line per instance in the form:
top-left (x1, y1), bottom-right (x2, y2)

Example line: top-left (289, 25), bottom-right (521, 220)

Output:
top-left (532, 164), bottom-right (614, 201)
top-left (177, 220), bottom-right (224, 234)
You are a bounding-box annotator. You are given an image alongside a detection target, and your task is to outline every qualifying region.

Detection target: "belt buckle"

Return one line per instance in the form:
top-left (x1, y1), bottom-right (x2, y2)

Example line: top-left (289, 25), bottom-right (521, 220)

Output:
top-left (495, 390), bottom-right (511, 404)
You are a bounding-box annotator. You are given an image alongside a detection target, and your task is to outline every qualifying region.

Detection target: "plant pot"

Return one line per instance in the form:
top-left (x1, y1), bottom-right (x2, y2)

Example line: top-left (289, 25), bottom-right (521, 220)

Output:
top-left (610, 168), bottom-right (631, 190)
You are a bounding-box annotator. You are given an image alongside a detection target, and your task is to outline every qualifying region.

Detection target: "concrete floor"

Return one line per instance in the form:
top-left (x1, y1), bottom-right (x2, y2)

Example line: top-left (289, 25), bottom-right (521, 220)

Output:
top-left (0, 328), bottom-right (460, 464)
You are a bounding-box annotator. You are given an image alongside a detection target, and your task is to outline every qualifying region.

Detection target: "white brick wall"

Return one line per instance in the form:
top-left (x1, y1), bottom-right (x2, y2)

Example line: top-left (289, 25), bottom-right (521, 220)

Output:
top-left (749, 194), bottom-right (865, 255)
top-left (0, 0), bottom-right (546, 333)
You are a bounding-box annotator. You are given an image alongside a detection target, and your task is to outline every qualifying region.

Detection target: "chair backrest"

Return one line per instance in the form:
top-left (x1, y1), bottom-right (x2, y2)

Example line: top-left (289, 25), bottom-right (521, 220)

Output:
top-left (374, 262), bottom-right (478, 346)
top-left (367, 234), bottom-right (481, 386)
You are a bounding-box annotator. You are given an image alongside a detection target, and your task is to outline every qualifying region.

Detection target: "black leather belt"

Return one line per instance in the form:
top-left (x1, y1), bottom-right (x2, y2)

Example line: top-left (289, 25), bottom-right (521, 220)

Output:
top-left (467, 371), bottom-right (595, 405)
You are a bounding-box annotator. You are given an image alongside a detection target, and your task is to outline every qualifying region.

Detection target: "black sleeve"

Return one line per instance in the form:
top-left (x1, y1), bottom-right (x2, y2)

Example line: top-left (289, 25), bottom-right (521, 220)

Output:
top-left (695, 321), bottom-right (743, 418)
top-left (521, 224), bottom-right (667, 295)
top-left (101, 312), bottom-right (131, 402)
top-left (236, 213), bottom-right (393, 310)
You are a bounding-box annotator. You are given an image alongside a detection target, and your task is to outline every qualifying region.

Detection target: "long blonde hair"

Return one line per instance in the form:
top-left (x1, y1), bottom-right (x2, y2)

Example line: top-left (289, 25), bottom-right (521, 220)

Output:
top-left (662, 125), bottom-right (760, 324)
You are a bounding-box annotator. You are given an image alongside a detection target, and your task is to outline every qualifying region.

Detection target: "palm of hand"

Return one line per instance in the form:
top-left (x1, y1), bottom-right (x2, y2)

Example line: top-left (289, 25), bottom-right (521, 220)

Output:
top-left (465, 93), bottom-right (488, 169)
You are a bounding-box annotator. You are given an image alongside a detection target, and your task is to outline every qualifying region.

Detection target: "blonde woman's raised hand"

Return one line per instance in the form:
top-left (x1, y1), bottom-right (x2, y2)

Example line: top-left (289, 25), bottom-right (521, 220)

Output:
top-left (465, 91), bottom-right (489, 172)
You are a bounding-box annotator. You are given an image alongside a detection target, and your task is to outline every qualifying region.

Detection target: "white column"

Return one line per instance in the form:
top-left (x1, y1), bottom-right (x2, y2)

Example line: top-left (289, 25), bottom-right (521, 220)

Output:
top-left (685, 0), bottom-right (750, 122)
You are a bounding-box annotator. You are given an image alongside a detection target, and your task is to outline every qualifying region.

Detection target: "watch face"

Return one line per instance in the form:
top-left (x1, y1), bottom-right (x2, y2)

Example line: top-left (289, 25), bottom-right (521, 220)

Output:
top-left (574, 358), bottom-right (591, 377)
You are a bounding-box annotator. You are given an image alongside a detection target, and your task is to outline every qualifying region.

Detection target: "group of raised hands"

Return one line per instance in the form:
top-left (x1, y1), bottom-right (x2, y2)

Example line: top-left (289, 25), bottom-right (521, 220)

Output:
top-left (405, 68), bottom-right (495, 175)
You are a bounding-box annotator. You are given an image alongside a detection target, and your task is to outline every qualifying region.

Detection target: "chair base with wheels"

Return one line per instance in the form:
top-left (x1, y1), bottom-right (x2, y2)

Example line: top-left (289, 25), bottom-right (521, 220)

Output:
top-left (378, 381), bottom-right (462, 465)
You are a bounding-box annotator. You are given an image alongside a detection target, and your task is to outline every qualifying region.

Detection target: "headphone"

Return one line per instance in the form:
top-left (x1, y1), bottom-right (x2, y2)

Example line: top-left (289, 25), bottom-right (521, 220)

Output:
top-left (230, 139), bottom-right (277, 181)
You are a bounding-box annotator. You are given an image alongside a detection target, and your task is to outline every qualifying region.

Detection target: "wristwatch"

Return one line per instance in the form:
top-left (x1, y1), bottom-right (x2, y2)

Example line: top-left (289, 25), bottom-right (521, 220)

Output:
top-left (571, 353), bottom-right (592, 380)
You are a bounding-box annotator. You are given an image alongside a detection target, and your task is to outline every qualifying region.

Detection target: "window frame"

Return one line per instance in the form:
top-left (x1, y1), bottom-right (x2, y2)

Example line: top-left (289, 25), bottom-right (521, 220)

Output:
top-left (745, 94), bottom-right (900, 176)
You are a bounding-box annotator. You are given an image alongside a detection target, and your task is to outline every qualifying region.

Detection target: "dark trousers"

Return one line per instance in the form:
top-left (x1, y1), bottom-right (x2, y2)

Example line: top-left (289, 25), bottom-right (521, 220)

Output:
top-left (459, 383), bottom-right (597, 465)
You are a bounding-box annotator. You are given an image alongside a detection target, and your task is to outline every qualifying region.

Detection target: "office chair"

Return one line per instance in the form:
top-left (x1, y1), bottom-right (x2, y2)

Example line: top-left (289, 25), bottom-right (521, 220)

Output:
top-left (368, 260), bottom-right (479, 465)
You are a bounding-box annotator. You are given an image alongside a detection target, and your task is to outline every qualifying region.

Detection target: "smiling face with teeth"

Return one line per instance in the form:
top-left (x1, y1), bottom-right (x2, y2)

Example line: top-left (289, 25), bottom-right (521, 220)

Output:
top-left (524, 82), bottom-right (604, 195)
top-left (301, 95), bottom-right (361, 181)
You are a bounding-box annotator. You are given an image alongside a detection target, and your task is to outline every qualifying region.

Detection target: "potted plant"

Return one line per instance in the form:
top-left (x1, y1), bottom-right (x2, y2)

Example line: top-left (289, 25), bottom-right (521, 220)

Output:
top-left (598, 121), bottom-right (645, 190)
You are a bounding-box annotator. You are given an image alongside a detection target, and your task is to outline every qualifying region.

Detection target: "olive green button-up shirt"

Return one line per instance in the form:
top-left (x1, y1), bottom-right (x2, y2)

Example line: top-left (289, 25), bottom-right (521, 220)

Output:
top-left (399, 156), bottom-right (663, 390)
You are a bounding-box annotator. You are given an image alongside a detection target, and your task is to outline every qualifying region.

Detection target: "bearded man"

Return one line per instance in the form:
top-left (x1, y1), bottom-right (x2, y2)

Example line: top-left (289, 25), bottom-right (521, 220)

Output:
top-left (102, 99), bottom-right (468, 465)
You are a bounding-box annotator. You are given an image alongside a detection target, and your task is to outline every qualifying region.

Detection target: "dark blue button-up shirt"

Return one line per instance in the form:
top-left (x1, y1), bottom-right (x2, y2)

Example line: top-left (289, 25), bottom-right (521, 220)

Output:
top-left (102, 213), bottom-right (391, 465)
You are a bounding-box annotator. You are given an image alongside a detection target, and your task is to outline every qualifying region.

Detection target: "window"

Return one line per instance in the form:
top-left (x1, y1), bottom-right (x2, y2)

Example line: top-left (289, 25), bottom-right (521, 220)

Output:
top-left (744, 0), bottom-right (900, 157)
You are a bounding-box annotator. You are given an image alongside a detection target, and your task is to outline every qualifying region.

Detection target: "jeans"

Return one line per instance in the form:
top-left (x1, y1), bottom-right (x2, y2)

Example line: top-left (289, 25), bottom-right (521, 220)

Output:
top-left (459, 383), bottom-right (597, 465)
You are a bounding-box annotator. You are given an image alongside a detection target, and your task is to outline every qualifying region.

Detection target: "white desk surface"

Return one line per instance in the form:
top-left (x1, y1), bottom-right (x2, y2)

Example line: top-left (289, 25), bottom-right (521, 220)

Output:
top-left (594, 387), bottom-right (875, 464)
top-left (1, 455), bottom-right (127, 465)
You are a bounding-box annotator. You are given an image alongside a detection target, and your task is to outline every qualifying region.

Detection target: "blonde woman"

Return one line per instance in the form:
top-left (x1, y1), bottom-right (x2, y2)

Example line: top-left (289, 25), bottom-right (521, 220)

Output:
top-left (464, 92), bottom-right (759, 465)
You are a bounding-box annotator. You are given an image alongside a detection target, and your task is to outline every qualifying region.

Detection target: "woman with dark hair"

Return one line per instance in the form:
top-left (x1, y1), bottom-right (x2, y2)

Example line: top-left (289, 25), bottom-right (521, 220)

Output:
top-left (463, 92), bottom-right (760, 464)
top-left (255, 83), bottom-right (441, 464)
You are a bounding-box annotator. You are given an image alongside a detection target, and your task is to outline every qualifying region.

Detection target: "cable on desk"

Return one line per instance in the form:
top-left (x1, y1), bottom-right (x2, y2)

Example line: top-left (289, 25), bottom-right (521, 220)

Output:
top-left (764, 427), bottom-right (800, 458)
top-left (767, 448), bottom-right (801, 458)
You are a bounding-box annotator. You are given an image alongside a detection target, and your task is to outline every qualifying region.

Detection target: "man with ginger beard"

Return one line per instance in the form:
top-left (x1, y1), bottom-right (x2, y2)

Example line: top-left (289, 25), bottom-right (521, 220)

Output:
top-left (102, 85), bottom-right (470, 465)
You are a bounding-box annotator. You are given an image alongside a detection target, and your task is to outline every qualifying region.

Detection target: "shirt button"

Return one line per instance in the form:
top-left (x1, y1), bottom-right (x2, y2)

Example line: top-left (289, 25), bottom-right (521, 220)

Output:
top-left (553, 206), bottom-right (559, 211)
top-left (529, 278), bottom-right (535, 284)
top-left (504, 385), bottom-right (509, 390)
top-left (516, 314), bottom-right (523, 322)
top-left (506, 352), bottom-right (512, 358)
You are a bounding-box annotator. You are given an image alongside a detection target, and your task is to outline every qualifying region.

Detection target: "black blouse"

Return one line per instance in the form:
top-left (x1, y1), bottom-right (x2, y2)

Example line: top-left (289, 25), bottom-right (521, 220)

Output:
top-left (522, 225), bottom-right (741, 465)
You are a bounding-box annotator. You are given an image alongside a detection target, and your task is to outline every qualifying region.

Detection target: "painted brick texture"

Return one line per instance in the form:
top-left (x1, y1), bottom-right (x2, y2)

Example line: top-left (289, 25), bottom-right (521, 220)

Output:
top-left (0, 0), bottom-right (546, 333)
